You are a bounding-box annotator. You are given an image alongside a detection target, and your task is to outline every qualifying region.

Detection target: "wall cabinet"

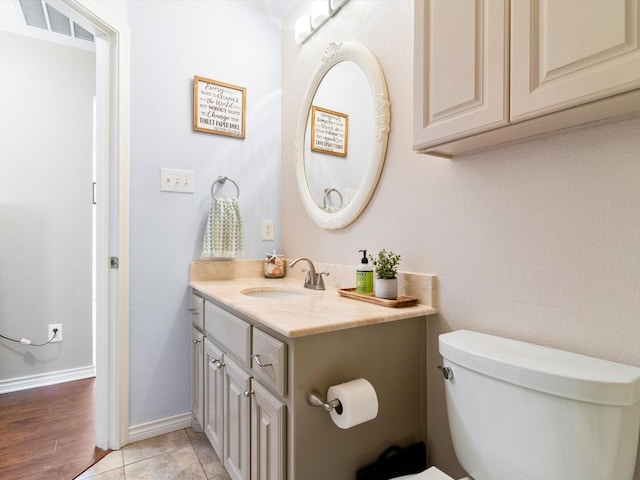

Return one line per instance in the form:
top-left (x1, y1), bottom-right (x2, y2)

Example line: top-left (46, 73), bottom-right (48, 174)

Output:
top-left (414, 0), bottom-right (640, 157)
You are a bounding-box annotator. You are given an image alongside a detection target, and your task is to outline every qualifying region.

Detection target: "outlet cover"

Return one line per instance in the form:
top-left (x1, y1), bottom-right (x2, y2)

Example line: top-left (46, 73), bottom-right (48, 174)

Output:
top-left (262, 220), bottom-right (274, 241)
top-left (48, 324), bottom-right (62, 343)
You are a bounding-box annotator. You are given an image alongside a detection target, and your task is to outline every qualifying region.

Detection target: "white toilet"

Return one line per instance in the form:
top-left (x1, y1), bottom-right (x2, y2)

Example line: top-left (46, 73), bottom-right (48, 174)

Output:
top-left (395, 330), bottom-right (640, 480)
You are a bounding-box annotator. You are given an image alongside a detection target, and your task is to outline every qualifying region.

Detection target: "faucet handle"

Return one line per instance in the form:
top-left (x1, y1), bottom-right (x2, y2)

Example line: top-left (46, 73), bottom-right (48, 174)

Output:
top-left (316, 271), bottom-right (330, 289)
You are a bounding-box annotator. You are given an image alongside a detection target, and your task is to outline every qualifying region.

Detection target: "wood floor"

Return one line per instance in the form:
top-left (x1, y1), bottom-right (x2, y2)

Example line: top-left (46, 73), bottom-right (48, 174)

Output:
top-left (0, 378), bottom-right (110, 479)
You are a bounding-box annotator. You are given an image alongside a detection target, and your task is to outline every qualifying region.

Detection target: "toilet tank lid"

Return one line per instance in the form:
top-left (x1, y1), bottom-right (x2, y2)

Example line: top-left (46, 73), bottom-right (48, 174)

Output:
top-left (439, 330), bottom-right (640, 406)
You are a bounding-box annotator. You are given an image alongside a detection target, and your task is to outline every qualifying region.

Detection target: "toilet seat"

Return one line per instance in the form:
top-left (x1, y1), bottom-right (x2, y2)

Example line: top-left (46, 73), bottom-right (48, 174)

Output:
top-left (391, 466), bottom-right (470, 480)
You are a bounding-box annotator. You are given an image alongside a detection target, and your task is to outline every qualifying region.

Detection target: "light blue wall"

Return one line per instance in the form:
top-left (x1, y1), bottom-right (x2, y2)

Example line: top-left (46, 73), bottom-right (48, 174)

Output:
top-left (0, 31), bottom-right (95, 385)
top-left (123, 1), bottom-right (282, 425)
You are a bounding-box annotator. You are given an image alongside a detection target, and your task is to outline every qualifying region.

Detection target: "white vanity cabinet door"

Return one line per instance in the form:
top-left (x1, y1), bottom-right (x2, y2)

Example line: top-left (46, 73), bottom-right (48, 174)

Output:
top-left (251, 380), bottom-right (286, 480)
top-left (192, 327), bottom-right (204, 432)
top-left (511, 0), bottom-right (640, 122)
top-left (223, 355), bottom-right (251, 480)
top-left (413, 0), bottom-right (508, 150)
top-left (204, 338), bottom-right (225, 461)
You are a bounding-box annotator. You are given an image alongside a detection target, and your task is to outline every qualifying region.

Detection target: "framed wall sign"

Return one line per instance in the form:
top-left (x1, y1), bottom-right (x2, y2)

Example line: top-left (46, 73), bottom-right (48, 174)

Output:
top-left (193, 75), bottom-right (246, 138)
top-left (311, 105), bottom-right (348, 156)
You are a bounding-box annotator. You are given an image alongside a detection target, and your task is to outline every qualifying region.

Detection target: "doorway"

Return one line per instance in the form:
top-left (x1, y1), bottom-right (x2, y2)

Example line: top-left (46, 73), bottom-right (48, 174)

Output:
top-left (0, 0), bottom-right (130, 451)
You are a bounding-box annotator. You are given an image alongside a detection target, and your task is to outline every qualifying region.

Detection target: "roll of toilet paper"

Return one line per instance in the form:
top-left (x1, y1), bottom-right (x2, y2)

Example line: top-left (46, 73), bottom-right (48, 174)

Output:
top-left (327, 378), bottom-right (378, 429)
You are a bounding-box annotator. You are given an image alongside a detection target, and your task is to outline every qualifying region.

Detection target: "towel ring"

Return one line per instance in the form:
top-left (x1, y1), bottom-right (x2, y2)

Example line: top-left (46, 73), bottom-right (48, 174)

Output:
top-left (323, 188), bottom-right (343, 212)
top-left (211, 176), bottom-right (240, 199)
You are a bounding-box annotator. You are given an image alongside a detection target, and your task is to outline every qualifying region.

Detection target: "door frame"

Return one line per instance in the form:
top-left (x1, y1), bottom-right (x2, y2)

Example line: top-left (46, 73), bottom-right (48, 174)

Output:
top-left (63, 0), bottom-right (130, 450)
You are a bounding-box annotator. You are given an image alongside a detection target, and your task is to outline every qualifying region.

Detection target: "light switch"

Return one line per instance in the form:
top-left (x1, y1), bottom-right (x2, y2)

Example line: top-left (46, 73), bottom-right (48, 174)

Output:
top-left (160, 168), bottom-right (195, 193)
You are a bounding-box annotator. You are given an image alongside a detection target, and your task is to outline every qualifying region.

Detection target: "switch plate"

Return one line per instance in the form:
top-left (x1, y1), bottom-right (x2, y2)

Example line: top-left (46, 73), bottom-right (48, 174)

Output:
top-left (160, 168), bottom-right (195, 193)
top-left (262, 220), bottom-right (274, 241)
top-left (48, 323), bottom-right (62, 343)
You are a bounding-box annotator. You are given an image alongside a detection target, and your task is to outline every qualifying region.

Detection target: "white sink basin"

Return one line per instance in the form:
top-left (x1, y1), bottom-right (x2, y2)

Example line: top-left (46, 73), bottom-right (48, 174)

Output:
top-left (241, 287), bottom-right (307, 299)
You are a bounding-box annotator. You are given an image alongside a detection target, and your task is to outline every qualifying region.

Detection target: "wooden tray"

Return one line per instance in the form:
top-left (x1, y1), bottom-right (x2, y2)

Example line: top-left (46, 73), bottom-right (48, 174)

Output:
top-left (338, 288), bottom-right (418, 308)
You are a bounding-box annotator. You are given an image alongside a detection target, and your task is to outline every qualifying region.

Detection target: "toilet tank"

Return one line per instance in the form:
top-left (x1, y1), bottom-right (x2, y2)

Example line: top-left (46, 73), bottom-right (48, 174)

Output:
top-left (439, 330), bottom-right (640, 480)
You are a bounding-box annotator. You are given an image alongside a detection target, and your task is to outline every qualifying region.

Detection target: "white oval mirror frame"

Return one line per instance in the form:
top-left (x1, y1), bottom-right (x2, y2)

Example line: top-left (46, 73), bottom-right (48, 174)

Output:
top-left (294, 41), bottom-right (390, 230)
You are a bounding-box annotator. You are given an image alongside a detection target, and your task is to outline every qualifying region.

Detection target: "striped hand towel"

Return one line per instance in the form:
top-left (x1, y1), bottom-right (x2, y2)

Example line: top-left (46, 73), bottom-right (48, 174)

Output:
top-left (200, 197), bottom-right (244, 259)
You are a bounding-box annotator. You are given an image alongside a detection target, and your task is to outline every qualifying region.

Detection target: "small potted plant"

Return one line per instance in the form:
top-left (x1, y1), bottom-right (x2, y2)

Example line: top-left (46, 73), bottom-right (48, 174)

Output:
top-left (369, 249), bottom-right (401, 299)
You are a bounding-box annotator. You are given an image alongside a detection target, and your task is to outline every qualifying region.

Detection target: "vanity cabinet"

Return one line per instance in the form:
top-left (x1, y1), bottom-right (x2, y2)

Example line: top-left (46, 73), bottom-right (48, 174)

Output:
top-left (414, 0), bottom-right (640, 157)
top-left (191, 281), bottom-right (429, 480)
top-left (202, 300), bottom-right (286, 480)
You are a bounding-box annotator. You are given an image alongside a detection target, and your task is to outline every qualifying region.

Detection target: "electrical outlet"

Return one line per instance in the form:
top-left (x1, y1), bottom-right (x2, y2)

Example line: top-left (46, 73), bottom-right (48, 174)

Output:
top-left (262, 220), bottom-right (274, 241)
top-left (160, 168), bottom-right (195, 193)
top-left (48, 324), bottom-right (62, 343)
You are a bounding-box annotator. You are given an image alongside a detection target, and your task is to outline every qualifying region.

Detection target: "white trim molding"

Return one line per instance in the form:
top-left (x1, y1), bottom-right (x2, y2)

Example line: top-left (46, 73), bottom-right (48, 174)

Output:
top-left (62, 0), bottom-right (131, 451)
top-left (0, 366), bottom-right (96, 394)
top-left (128, 413), bottom-right (193, 444)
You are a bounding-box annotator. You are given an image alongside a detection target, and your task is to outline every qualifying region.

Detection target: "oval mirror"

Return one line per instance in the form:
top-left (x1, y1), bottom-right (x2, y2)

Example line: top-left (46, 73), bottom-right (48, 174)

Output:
top-left (294, 42), bottom-right (390, 230)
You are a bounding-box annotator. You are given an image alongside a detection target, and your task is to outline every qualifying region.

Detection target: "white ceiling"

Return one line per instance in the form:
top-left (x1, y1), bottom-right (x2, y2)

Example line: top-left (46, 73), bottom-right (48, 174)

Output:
top-left (0, 0), bottom-right (298, 51)
top-left (243, 0), bottom-right (298, 22)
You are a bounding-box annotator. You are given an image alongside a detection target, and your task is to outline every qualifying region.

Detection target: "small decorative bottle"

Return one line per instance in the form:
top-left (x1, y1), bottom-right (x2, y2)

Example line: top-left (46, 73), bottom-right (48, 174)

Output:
top-left (264, 250), bottom-right (286, 278)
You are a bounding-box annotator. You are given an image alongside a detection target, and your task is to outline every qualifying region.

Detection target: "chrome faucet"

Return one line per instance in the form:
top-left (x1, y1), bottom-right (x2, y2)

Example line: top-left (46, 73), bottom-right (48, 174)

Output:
top-left (288, 257), bottom-right (330, 290)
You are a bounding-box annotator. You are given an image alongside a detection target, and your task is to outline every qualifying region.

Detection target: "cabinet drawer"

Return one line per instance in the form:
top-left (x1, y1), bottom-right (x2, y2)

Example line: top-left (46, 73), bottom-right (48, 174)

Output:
top-left (205, 301), bottom-right (251, 366)
top-left (191, 293), bottom-right (204, 331)
top-left (252, 328), bottom-right (287, 396)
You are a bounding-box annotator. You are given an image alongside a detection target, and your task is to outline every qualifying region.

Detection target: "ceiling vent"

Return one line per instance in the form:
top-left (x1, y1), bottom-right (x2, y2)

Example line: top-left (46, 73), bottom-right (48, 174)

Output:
top-left (18, 0), bottom-right (93, 42)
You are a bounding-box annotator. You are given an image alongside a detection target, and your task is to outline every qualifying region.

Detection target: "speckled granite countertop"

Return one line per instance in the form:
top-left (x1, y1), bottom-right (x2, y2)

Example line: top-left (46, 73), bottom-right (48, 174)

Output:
top-left (189, 260), bottom-right (437, 338)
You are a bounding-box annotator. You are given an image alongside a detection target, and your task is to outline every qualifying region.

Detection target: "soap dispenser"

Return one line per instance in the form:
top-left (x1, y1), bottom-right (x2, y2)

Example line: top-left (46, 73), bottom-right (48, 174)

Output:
top-left (356, 249), bottom-right (374, 295)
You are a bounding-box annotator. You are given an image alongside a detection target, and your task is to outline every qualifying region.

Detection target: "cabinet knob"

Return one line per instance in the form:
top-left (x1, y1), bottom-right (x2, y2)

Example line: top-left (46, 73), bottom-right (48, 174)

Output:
top-left (243, 390), bottom-right (254, 397)
top-left (193, 339), bottom-right (201, 344)
top-left (212, 359), bottom-right (225, 369)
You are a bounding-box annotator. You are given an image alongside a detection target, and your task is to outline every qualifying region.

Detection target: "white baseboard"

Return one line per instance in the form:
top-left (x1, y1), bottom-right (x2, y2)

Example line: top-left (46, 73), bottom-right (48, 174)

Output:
top-left (0, 365), bottom-right (96, 394)
top-left (128, 412), bottom-right (193, 443)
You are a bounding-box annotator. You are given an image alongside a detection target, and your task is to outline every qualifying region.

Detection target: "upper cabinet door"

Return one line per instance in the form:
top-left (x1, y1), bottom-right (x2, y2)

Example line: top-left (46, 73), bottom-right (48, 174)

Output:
top-left (511, 0), bottom-right (640, 122)
top-left (414, 0), bottom-right (509, 151)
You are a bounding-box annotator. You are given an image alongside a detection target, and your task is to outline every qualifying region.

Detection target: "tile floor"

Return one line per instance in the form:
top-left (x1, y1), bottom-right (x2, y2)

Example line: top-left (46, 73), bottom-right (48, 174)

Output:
top-left (77, 428), bottom-right (231, 480)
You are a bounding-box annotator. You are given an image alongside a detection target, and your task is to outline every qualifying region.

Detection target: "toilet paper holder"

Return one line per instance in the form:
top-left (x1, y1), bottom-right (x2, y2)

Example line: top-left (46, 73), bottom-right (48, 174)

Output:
top-left (306, 389), bottom-right (343, 414)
